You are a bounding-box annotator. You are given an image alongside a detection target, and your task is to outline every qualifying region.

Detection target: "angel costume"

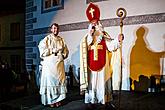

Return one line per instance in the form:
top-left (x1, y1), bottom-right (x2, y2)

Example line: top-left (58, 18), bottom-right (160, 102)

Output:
top-left (38, 33), bottom-right (69, 105)
top-left (80, 22), bottom-right (121, 104)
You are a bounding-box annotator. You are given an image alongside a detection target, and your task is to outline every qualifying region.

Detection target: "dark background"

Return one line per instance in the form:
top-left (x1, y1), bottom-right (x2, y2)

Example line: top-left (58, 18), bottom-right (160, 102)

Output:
top-left (0, 0), bottom-right (25, 15)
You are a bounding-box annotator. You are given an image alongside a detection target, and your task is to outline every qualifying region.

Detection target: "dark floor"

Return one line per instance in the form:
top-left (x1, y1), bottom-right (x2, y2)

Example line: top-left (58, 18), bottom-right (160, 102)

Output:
top-left (0, 87), bottom-right (165, 110)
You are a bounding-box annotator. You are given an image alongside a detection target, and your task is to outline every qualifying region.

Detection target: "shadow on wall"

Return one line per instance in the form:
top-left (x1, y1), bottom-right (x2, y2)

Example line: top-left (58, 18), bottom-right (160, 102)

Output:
top-left (133, 75), bottom-right (150, 92)
top-left (130, 26), bottom-right (165, 91)
top-left (131, 74), bottom-right (165, 92)
top-left (65, 65), bottom-right (80, 88)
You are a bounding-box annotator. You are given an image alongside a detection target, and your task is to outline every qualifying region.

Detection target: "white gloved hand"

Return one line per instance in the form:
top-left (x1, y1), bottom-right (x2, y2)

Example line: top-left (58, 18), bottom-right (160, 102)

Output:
top-left (96, 34), bottom-right (103, 43)
top-left (52, 48), bottom-right (58, 53)
top-left (57, 54), bottom-right (63, 62)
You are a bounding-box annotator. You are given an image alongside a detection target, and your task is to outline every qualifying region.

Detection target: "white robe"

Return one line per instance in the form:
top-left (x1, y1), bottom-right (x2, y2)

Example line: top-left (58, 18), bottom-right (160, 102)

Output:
top-left (38, 33), bottom-right (69, 105)
top-left (80, 30), bottom-right (121, 104)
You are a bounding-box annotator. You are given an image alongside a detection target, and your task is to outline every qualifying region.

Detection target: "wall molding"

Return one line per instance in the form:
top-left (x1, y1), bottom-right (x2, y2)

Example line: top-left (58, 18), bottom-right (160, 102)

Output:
top-left (30, 13), bottom-right (165, 35)
top-left (86, 0), bottom-right (108, 4)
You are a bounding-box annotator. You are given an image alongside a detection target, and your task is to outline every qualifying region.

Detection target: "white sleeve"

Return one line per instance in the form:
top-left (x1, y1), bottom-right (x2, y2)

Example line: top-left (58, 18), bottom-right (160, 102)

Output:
top-left (38, 37), bottom-right (53, 58)
top-left (87, 34), bottom-right (93, 46)
top-left (105, 37), bottom-right (120, 51)
top-left (87, 23), bottom-right (93, 46)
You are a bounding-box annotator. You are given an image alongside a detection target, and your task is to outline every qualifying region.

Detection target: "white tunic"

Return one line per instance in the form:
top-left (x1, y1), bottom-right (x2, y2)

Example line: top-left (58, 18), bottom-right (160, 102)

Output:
top-left (38, 33), bottom-right (69, 105)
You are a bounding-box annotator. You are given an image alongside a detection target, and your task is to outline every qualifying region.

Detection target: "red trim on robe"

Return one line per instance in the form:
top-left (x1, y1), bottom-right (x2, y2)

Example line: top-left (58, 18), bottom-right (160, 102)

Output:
top-left (88, 39), bottom-right (106, 71)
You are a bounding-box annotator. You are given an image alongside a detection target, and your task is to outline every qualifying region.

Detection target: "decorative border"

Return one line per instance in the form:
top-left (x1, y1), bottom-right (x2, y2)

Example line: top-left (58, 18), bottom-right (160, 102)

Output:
top-left (41, 0), bottom-right (64, 14)
top-left (29, 13), bottom-right (165, 35)
top-left (86, 0), bottom-right (108, 4)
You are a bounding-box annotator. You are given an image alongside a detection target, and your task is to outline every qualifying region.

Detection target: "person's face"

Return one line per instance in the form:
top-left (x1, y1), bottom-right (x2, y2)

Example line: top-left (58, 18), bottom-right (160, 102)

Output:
top-left (91, 26), bottom-right (95, 35)
top-left (91, 20), bottom-right (98, 26)
top-left (51, 25), bottom-right (59, 36)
